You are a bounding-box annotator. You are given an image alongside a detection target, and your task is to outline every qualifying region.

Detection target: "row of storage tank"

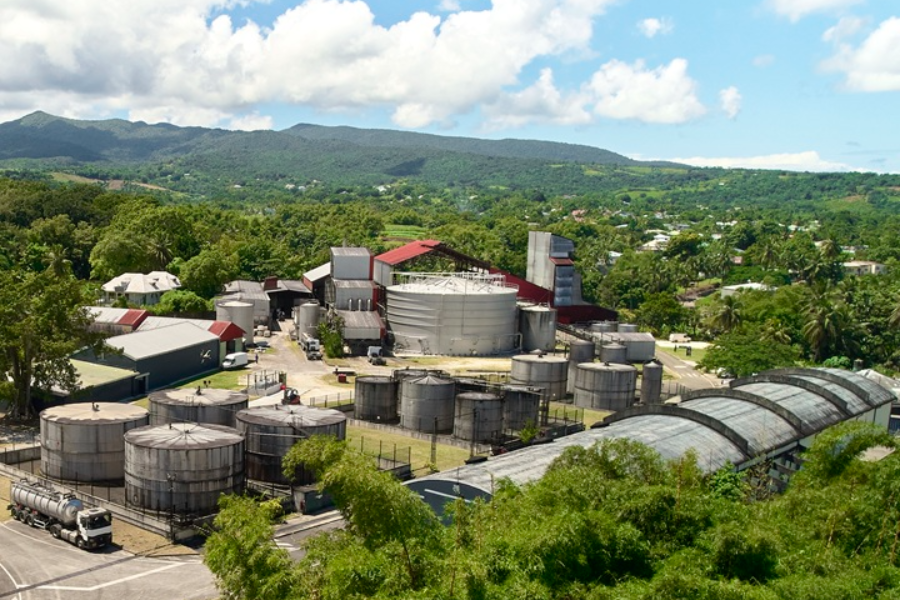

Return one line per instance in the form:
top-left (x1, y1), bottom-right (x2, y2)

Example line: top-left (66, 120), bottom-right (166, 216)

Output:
top-left (39, 393), bottom-right (347, 516)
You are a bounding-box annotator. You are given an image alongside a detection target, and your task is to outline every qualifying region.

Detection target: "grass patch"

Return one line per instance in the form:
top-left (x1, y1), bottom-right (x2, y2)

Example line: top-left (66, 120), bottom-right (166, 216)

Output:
top-left (177, 368), bottom-right (253, 391)
top-left (548, 402), bottom-right (612, 426)
top-left (656, 344), bottom-right (708, 365)
top-left (346, 425), bottom-right (471, 472)
top-left (383, 224), bottom-right (427, 238)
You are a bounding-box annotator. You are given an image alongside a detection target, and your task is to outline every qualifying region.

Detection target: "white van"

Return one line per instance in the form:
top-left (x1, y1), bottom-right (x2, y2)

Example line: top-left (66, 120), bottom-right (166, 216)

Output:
top-left (222, 352), bottom-right (249, 370)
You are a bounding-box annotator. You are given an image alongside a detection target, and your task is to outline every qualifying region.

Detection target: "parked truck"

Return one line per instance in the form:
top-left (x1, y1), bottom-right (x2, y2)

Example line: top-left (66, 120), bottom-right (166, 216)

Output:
top-left (8, 479), bottom-right (112, 550)
top-left (300, 333), bottom-right (322, 360)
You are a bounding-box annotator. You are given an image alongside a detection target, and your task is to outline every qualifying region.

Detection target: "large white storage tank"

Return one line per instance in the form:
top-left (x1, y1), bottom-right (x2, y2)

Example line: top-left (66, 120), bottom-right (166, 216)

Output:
top-left (149, 388), bottom-right (249, 428)
top-left (399, 374), bottom-right (456, 432)
top-left (41, 402), bottom-right (149, 483)
top-left (519, 304), bottom-right (557, 352)
top-left (509, 354), bottom-right (569, 402)
top-left (216, 300), bottom-right (254, 346)
top-left (386, 273), bottom-right (519, 355)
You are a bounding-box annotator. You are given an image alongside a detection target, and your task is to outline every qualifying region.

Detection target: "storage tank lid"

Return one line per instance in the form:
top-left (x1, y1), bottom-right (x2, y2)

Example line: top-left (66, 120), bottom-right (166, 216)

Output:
top-left (236, 405), bottom-right (346, 427)
top-left (512, 354), bottom-right (568, 364)
top-left (150, 388), bottom-right (248, 407)
top-left (406, 374), bottom-right (454, 386)
top-left (601, 343), bottom-right (627, 349)
top-left (41, 402), bottom-right (148, 424)
top-left (577, 362), bottom-right (636, 372)
top-left (124, 422), bottom-right (243, 449)
top-left (519, 304), bottom-right (556, 313)
top-left (218, 300), bottom-right (253, 308)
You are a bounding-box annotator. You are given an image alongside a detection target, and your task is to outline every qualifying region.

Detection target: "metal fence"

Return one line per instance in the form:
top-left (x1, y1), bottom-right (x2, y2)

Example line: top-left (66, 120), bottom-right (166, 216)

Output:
top-left (306, 391), bottom-right (354, 409)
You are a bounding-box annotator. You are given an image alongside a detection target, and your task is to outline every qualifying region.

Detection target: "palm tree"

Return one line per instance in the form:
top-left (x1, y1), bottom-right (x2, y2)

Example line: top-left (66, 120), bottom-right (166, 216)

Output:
top-left (760, 318), bottom-right (792, 346)
top-left (710, 294), bottom-right (742, 334)
top-left (802, 285), bottom-right (850, 362)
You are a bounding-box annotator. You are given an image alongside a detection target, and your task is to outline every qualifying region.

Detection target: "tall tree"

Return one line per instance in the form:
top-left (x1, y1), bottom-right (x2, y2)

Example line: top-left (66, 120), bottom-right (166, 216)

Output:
top-left (0, 268), bottom-right (105, 419)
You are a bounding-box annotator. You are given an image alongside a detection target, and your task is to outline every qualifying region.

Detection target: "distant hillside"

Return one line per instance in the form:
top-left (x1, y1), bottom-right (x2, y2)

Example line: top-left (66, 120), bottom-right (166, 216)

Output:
top-left (0, 111), bottom-right (684, 192)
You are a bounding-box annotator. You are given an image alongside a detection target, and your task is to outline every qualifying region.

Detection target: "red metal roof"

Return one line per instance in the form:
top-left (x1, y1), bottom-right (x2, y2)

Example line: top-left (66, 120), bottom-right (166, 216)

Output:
top-left (488, 268), bottom-right (554, 305)
top-left (374, 240), bottom-right (442, 266)
top-left (208, 321), bottom-right (245, 342)
top-left (119, 309), bottom-right (149, 328)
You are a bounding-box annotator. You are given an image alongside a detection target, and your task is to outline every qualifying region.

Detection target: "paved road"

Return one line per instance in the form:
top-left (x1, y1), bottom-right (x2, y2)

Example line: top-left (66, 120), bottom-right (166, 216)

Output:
top-left (654, 347), bottom-right (723, 391)
top-left (0, 521), bottom-right (216, 600)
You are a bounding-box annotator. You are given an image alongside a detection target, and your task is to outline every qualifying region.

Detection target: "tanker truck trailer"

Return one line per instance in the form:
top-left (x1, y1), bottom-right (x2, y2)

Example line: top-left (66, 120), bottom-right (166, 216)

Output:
top-left (8, 479), bottom-right (112, 550)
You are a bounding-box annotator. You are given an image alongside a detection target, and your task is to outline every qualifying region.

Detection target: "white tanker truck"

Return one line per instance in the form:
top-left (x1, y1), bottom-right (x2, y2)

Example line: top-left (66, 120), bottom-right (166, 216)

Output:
top-left (8, 479), bottom-right (113, 550)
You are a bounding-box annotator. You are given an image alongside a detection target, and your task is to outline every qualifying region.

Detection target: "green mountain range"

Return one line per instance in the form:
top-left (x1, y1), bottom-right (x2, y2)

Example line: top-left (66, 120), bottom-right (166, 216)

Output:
top-left (0, 111), bottom-right (681, 192)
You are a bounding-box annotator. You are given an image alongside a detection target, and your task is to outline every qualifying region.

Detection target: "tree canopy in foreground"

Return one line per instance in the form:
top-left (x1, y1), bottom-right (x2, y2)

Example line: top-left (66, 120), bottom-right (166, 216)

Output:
top-left (204, 422), bottom-right (900, 600)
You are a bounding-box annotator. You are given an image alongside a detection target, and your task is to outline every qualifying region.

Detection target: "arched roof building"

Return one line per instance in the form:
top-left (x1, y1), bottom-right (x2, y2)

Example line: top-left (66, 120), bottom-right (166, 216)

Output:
top-left (409, 368), bottom-right (894, 513)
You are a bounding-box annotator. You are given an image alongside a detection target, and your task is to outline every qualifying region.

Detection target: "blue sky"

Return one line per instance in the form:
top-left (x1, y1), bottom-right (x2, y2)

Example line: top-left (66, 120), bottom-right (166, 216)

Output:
top-left (0, 0), bottom-right (897, 172)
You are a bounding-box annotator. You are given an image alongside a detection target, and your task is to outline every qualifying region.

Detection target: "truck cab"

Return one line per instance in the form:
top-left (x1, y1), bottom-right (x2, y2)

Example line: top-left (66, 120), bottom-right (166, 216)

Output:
top-left (72, 508), bottom-right (113, 549)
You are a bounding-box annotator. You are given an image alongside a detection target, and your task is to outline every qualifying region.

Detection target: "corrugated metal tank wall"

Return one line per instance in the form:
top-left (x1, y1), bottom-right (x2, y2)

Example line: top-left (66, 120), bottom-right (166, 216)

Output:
top-left (502, 386), bottom-right (542, 431)
top-left (399, 375), bottom-right (456, 432)
top-left (573, 362), bottom-right (638, 411)
top-left (124, 423), bottom-right (244, 514)
top-left (354, 376), bottom-right (398, 421)
top-left (519, 305), bottom-right (558, 352)
top-left (41, 403), bottom-right (149, 483)
top-left (640, 360), bottom-right (664, 405)
top-left (509, 355), bottom-right (569, 402)
top-left (235, 405), bottom-right (346, 486)
top-left (149, 388), bottom-right (249, 428)
top-left (567, 340), bottom-right (595, 394)
top-left (454, 393), bottom-right (504, 443)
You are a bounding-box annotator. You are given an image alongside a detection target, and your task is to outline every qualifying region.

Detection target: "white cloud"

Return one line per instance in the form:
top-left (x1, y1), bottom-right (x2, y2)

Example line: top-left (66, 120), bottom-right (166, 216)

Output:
top-left (822, 15), bottom-right (865, 42)
top-left (637, 17), bottom-right (673, 38)
top-left (752, 54), bottom-right (775, 68)
top-left (667, 151), bottom-right (860, 172)
top-left (719, 86), bottom-right (742, 119)
top-left (438, 0), bottom-right (461, 11)
top-left (483, 68), bottom-right (592, 129)
top-left (588, 58), bottom-right (706, 124)
top-left (766, 0), bottom-right (862, 22)
top-left (822, 17), bottom-right (900, 91)
top-left (0, 0), bottom-right (622, 129)
top-left (227, 112), bottom-right (275, 131)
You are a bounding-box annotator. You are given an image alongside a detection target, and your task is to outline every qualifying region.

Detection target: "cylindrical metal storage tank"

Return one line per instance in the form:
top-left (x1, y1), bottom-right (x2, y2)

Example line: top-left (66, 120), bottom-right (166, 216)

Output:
top-left (399, 375), bottom-right (456, 433)
top-left (149, 388), bottom-right (248, 428)
top-left (502, 386), bottom-right (541, 431)
top-left (236, 405), bottom-right (346, 485)
top-left (568, 339), bottom-right (596, 394)
top-left (519, 305), bottom-right (557, 352)
top-left (454, 392), bottom-right (504, 443)
top-left (354, 376), bottom-right (398, 422)
top-left (617, 323), bottom-right (638, 333)
top-left (509, 354), bottom-right (569, 402)
top-left (600, 343), bottom-right (628, 364)
top-left (641, 360), bottom-right (664, 405)
top-left (41, 403), bottom-right (149, 483)
top-left (573, 362), bottom-right (638, 411)
top-left (124, 423), bottom-right (244, 514)
top-left (386, 274), bottom-right (519, 355)
top-left (295, 302), bottom-right (321, 338)
top-left (217, 300), bottom-right (254, 346)
top-left (591, 321), bottom-right (617, 333)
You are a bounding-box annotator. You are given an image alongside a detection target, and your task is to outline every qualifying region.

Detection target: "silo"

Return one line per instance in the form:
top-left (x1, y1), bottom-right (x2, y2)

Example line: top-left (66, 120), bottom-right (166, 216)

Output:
top-left (591, 321), bottom-right (617, 333)
top-left (149, 388), bottom-right (248, 428)
top-left (502, 386), bottom-right (541, 431)
top-left (354, 376), bottom-right (398, 422)
top-left (386, 274), bottom-right (519, 355)
top-left (399, 374), bottom-right (456, 433)
top-left (600, 343), bottom-right (628, 364)
top-left (295, 302), bottom-right (321, 338)
top-left (617, 323), bottom-right (638, 333)
top-left (640, 360), bottom-right (664, 405)
top-left (124, 422), bottom-right (244, 514)
top-left (217, 300), bottom-right (254, 346)
top-left (573, 362), bottom-right (638, 411)
top-left (567, 340), bottom-right (595, 394)
top-left (509, 354), bottom-right (569, 402)
top-left (41, 402), bottom-right (149, 483)
top-left (519, 305), bottom-right (558, 352)
top-left (454, 393), bottom-right (504, 443)
top-left (236, 405), bottom-right (346, 485)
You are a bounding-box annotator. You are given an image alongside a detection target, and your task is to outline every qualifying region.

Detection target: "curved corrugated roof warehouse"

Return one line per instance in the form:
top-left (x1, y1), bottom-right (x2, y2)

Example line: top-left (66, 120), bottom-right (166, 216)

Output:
top-left (409, 368), bottom-right (894, 508)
